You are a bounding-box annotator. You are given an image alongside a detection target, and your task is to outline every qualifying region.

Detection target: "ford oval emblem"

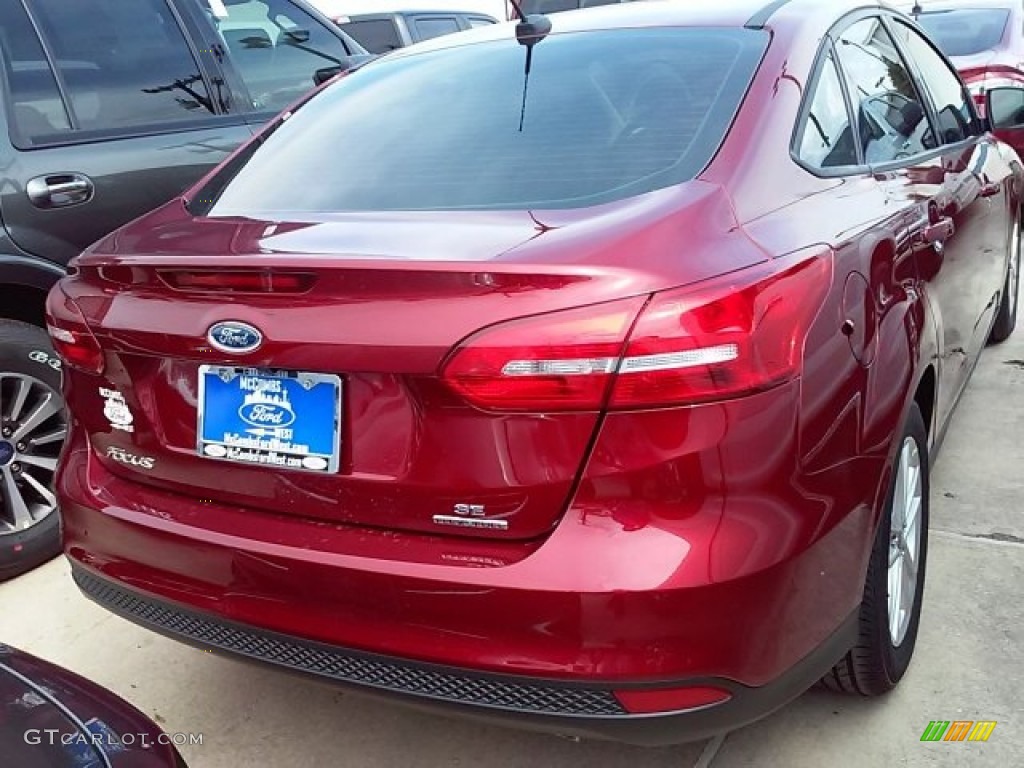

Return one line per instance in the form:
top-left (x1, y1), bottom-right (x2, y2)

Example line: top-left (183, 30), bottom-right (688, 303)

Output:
top-left (207, 321), bottom-right (263, 354)
top-left (238, 388), bottom-right (296, 429)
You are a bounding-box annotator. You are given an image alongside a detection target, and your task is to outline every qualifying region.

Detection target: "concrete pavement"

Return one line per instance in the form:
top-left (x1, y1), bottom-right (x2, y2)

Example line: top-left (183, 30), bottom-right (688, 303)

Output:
top-left (2, 331), bottom-right (1021, 767)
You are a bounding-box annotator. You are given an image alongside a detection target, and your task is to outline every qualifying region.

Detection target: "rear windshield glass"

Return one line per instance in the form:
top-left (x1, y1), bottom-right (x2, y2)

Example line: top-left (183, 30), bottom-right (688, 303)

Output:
top-left (916, 9), bottom-right (1010, 56)
top-left (205, 28), bottom-right (767, 214)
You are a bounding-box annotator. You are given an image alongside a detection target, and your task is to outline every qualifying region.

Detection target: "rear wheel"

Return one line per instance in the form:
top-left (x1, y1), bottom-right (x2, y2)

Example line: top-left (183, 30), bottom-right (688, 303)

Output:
top-left (823, 403), bottom-right (929, 695)
top-left (990, 212), bottom-right (1020, 344)
top-left (0, 320), bottom-right (66, 581)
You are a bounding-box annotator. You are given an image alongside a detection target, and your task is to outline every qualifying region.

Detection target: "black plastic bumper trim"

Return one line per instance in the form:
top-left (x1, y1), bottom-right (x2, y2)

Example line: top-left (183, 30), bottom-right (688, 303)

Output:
top-left (73, 566), bottom-right (625, 717)
top-left (72, 564), bottom-right (858, 745)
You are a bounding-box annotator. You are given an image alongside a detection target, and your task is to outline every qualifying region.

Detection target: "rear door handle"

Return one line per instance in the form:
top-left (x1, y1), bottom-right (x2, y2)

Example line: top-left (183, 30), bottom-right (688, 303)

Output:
top-left (26, 173), bottom-right (94, 209)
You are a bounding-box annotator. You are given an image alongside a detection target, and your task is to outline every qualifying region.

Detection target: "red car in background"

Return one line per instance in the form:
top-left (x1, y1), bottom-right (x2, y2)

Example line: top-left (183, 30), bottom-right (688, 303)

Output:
top-left (908, 1), bottom-right (1024, 150)
top-left (46, 0), bottom-right (1024, 745)
top-left (1, 644), bottom-right (188, 767)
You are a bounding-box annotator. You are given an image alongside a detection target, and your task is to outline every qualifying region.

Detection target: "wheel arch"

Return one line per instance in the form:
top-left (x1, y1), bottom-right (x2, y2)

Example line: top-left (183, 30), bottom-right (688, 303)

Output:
top-left (868, 358), bottom-right (936, 536)
top-left (0, 254), bottom-right (65, 328)
top-left (913, 364), bottom-right (937, 445)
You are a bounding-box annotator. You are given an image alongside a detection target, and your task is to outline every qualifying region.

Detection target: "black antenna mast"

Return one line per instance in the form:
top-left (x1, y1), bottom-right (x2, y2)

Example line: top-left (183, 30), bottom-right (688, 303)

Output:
top-left (506, 0), bottom-right (551, 131)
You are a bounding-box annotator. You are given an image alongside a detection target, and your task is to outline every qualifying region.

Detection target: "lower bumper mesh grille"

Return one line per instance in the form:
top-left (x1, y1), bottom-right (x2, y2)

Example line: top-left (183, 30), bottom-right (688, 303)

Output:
top-left (73, 569), bottom-right (626, 717)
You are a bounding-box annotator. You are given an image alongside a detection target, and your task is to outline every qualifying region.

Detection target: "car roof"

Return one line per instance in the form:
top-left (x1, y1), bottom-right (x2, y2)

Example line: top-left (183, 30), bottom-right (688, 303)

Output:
top-left (518, 0), bottom-right (858, 30)
top-left (384, 0), bottom-right (900, 58)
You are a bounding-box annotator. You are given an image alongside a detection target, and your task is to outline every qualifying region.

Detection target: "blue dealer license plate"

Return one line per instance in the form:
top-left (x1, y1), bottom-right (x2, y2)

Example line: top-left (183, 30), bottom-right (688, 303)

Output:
top-left (197, 366), bottom-right (341, 473)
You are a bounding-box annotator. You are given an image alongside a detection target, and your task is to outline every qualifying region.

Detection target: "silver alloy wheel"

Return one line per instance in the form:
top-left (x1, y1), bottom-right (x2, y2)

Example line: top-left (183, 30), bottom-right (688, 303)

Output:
top-left (887, 435), bottom-right (923, 647)
top-left (0, 373), bottom-right (66, 535)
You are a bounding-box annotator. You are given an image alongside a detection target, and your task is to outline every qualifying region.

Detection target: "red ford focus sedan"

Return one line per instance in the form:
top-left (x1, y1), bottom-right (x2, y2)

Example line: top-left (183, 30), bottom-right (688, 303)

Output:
top-left (43, 0), bottom-right (1022, 745)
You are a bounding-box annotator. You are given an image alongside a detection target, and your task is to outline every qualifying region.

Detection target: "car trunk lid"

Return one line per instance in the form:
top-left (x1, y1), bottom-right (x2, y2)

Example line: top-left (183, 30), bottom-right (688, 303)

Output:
top-left (59, 184), bottom-right (765, 540)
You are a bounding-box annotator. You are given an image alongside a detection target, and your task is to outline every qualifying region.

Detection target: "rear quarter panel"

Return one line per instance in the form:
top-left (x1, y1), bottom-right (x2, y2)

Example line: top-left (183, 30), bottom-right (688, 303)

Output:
top-left (701, 12), bottom-right (935, 642)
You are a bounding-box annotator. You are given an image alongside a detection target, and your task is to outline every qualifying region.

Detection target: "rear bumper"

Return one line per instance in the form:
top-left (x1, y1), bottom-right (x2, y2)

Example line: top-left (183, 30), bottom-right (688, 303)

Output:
top-left (58, 380), bottom-right (877, 743)
top-left (72, 564), bottom-right (856, 746)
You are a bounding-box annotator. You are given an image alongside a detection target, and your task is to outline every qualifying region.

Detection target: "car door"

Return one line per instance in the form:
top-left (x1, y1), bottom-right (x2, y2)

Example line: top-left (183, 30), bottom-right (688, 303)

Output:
top-left (0, 0), bottom-right (255, 268)
top-left (184, 0), bottom-right (362, 122)
top-left (890, 18), bottom-right (1010, 371)
top-left (833, 15), bottom-right (1009, 428)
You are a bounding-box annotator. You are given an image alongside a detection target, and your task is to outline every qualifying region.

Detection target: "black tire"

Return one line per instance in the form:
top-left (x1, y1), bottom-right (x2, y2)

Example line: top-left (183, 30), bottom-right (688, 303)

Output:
top-left (0, 319), bottom-right (65, 581)
top-left (823, 403), bottom-right (929, 695)
top-left (990, 212), bottom-right (1020, 344)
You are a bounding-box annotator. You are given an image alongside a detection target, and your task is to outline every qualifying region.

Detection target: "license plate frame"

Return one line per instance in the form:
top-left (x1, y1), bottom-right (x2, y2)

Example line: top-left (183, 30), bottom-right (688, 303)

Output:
top-left (196, 366), bottom-right (342, 474)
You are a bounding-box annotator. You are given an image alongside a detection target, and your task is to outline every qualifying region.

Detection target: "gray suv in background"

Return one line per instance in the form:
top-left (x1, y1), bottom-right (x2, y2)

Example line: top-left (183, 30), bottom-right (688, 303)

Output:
top-left (337, 10), bottom-right (496, 53)
top-left (0, 0), bottom-right (365, 579)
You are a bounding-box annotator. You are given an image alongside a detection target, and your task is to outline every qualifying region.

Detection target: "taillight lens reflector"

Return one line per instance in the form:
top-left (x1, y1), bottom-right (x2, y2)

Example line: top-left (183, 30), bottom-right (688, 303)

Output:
top-left (45, 284), bottom-right (104, 374)
top-left (614, 685), bottom-right (732, 714)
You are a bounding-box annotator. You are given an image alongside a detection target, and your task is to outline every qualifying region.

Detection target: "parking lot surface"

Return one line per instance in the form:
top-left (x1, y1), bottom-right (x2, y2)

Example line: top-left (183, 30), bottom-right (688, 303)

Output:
top-left (2, 331), bottom-right (1021, 767)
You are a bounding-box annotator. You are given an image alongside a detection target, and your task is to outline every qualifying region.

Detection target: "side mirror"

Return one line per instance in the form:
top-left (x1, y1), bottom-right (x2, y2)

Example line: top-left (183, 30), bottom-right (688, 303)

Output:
top-left (312, 54), bottom-right (376, 86)
top-left (986, 87), bottom-right (1024, 130)
top-left (314, 64), bottom-right (345, 85)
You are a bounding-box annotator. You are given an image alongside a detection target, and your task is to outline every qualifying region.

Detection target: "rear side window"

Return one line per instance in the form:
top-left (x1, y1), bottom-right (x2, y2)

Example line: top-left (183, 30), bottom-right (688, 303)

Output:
top-left (523, 0), bottom-right (582, 12)
top-left (27, 0), bottom-right (214, 132)
top-left (413, 17), bottom-right (461, 42)
top-left (797, 51), bottom-right (858, 169)
top-left (915, 9), bottom-right (1009, 57)
top-left (892, 21), bottom-right (972, 146)
top-left (836, 18), bottom-right (934, 165)
top-left (0, 0), bottom-right (71, 144)
top-left (340, 19), bottom-right (404, 53)
top-left (522, 0), bottom-right (619, 11)
top-left (204, 28), bottom-right (768, 214)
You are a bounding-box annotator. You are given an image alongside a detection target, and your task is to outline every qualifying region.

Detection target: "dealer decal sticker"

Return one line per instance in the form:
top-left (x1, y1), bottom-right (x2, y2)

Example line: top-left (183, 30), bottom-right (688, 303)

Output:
top-left (99, 388), bottom-right (134, 433)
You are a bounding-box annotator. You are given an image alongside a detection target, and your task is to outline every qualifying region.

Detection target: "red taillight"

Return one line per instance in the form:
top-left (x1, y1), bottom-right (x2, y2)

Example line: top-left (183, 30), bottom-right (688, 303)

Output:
top-left (442, 249), bottom-right (833, 412)
top-left (973, 91), bottom-right (987, 116)
top-left (45, 284), bottom-right (104, 375)
top-left (158, 270), bottom-right (314, 293)
top-left (442, 297), bottom-right (647, 411)
top-left (614, 685), bottom-right (732, 714)
top-left (609, 249), bottom-right (833, 408)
